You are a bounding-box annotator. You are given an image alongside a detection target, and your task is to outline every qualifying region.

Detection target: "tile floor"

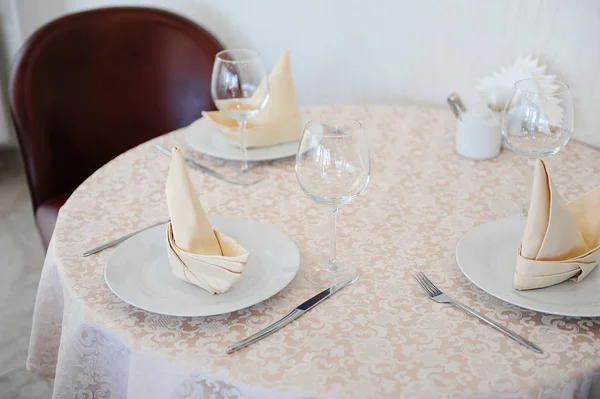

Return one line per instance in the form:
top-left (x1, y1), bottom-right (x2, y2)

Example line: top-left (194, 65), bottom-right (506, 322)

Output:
top-left (0, 150), bottom-right (52, 398)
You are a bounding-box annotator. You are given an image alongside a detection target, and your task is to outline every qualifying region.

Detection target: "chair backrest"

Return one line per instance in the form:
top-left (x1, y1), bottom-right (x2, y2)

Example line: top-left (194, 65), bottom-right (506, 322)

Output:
top-left (9, 7), bottom-right (223, 210)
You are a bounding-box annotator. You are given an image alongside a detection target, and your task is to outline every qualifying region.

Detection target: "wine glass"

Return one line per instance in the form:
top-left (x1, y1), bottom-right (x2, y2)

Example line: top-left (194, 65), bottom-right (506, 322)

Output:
top-left (211, 49), bottom-right (270, 185)
top-left (295, 117), bottom-right (371, 287)
top-left (502, 78), bottom-right (574, 216)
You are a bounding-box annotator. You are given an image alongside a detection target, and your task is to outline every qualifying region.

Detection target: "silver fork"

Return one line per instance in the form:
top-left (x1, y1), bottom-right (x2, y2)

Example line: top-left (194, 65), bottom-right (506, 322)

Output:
top-left (152, 142), bottom-right (258, 186)
top-left (413, 272), bottom-right (543, 354)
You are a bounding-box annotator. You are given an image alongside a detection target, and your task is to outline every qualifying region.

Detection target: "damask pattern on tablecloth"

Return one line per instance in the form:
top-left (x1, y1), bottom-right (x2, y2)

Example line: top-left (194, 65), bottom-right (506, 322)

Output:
top-left (27, 105), bottom-right (600, 398)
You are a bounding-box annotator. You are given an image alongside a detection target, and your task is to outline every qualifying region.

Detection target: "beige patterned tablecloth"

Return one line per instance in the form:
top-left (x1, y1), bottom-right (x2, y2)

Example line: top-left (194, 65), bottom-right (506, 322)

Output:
top-left (27, 105), bottom-right (600, 398)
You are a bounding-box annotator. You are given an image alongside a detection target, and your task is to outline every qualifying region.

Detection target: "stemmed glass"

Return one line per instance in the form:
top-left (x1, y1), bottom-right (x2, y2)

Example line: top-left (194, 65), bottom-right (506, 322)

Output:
top-left (211, 49), bottom-right (270, 185)
top-left (295, 117), bottom-right (371, 287)
top-left (502, 78), bottom-right (574, 216)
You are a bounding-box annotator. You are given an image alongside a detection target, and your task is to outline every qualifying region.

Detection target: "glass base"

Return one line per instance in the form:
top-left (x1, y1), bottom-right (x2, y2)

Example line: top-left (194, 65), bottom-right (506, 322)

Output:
top-left (304, 260), bottom-right (359, 288)
top-left (232, 164), bottom-right (265, 186)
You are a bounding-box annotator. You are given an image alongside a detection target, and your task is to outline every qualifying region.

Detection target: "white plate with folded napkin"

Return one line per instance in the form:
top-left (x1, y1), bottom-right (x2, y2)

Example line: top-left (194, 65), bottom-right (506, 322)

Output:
top-left (186, 50), bottom-right (306, 161)
top-left (105, 217), bottom-right (300, 317)
top-left (456, 215), bottom-right (600, 317)
top-left (184, 116), bottom-right (306, 162)
top-left (457, 160), bottom-right (600, 317)
top-left (185, 51), bottom-right (308, 161)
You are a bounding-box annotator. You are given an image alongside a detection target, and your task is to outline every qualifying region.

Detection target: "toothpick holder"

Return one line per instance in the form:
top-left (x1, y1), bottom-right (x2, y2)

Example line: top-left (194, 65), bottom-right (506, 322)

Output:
top-left (455, 111), bottom-right (502, 160)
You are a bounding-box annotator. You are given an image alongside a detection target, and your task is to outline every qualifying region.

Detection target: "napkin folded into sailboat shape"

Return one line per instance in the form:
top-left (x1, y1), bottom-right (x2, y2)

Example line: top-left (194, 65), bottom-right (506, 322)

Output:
top-left (165, 147), bottom-right (248, 294)
top-left (514, 160), bottom-right (600, 290)
top-left (202, 50), bottom-right (303, 148)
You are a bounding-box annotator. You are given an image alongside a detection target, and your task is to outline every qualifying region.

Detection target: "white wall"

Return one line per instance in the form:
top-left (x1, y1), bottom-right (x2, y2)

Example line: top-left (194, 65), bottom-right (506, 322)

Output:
top-left (3, 0), bottom-right (600, 147)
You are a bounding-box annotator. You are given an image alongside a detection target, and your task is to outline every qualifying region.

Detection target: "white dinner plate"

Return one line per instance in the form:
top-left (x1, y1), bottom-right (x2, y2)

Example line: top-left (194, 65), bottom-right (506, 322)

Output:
top-left (456, 216), bottom-right (600, 317)
top-left (105, 217), bottom-right (300, 317)
top-left (185, 116), bottom-right (309, 161)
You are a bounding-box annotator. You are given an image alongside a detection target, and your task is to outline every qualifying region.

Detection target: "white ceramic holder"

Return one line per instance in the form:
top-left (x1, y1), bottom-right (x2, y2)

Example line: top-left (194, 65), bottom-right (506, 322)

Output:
top-left (455, 110), bottom-right (502, 160)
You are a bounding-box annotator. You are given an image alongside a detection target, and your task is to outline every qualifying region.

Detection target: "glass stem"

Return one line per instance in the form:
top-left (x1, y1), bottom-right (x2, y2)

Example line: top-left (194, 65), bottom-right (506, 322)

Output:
top-left (328, 207), bottom-right (339, 272)
top-left (522, 158), bottom-right (537, 217)
top-left (239, 119), bottom-right (249, 173)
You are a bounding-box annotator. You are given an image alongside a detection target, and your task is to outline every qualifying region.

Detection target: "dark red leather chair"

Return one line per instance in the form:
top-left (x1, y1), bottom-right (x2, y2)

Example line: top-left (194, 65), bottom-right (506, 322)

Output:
top-left (9, 7), bottom-right (223, 249)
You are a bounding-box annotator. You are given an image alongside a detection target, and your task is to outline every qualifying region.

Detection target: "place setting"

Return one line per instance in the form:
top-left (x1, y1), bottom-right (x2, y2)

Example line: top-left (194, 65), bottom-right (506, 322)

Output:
top-left (104, 146), bottom-right (301, 317)
top-left (141, 49), bottom-right (305, 188)
top-left (78, 49), bottom-right (373, 357)
top-left (101, 113), bottom-right (370, 325)
top-left (190, 50), bottom-right (307, 165)
top-left (453, 73), bottom-right (600, 318)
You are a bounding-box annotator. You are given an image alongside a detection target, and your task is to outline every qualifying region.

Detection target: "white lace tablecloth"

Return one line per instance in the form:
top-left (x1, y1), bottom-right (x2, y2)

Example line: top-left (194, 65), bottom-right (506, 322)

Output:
top-left (28, 105), bottom-right (600, 398)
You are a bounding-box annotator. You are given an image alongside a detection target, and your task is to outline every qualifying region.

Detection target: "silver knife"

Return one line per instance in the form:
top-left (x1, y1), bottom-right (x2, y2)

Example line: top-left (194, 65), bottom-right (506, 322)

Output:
top-left (226, 278), bottom-right (355, 354)
top-left (82, 219), bottom-right (170, 257)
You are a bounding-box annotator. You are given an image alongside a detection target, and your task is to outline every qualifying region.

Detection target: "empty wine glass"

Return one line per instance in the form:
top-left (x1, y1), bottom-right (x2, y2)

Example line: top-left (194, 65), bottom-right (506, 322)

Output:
top-left (502, 78), bottom-right (574, 216)
top-left (211, 49), bottom-right (270, 185)
top-left (295, 117), bottom-right (371, 287)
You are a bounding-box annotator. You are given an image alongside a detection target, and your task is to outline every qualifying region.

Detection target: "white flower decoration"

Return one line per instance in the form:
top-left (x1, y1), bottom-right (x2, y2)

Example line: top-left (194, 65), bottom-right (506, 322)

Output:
top-left (475, 55), bottom-right (557, 112)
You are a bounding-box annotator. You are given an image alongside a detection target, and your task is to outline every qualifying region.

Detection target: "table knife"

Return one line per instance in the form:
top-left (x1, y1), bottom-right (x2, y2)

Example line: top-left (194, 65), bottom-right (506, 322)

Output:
top-left (226, 278), bottom-right (355, 354)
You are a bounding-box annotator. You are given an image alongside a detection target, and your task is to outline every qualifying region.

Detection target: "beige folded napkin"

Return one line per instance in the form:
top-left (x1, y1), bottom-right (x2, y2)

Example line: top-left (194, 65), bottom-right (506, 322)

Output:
top-left (202, 50), bottom-right (303, 148)
top-left (514, 160), bottom-right (600, 290)
top-left (165, 147), bottom-right (249, 294)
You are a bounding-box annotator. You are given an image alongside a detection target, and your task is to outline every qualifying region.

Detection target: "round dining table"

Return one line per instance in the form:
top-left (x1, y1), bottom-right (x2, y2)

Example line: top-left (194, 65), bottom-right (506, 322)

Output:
top-left (28, 105), bottom-right (600, 398)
